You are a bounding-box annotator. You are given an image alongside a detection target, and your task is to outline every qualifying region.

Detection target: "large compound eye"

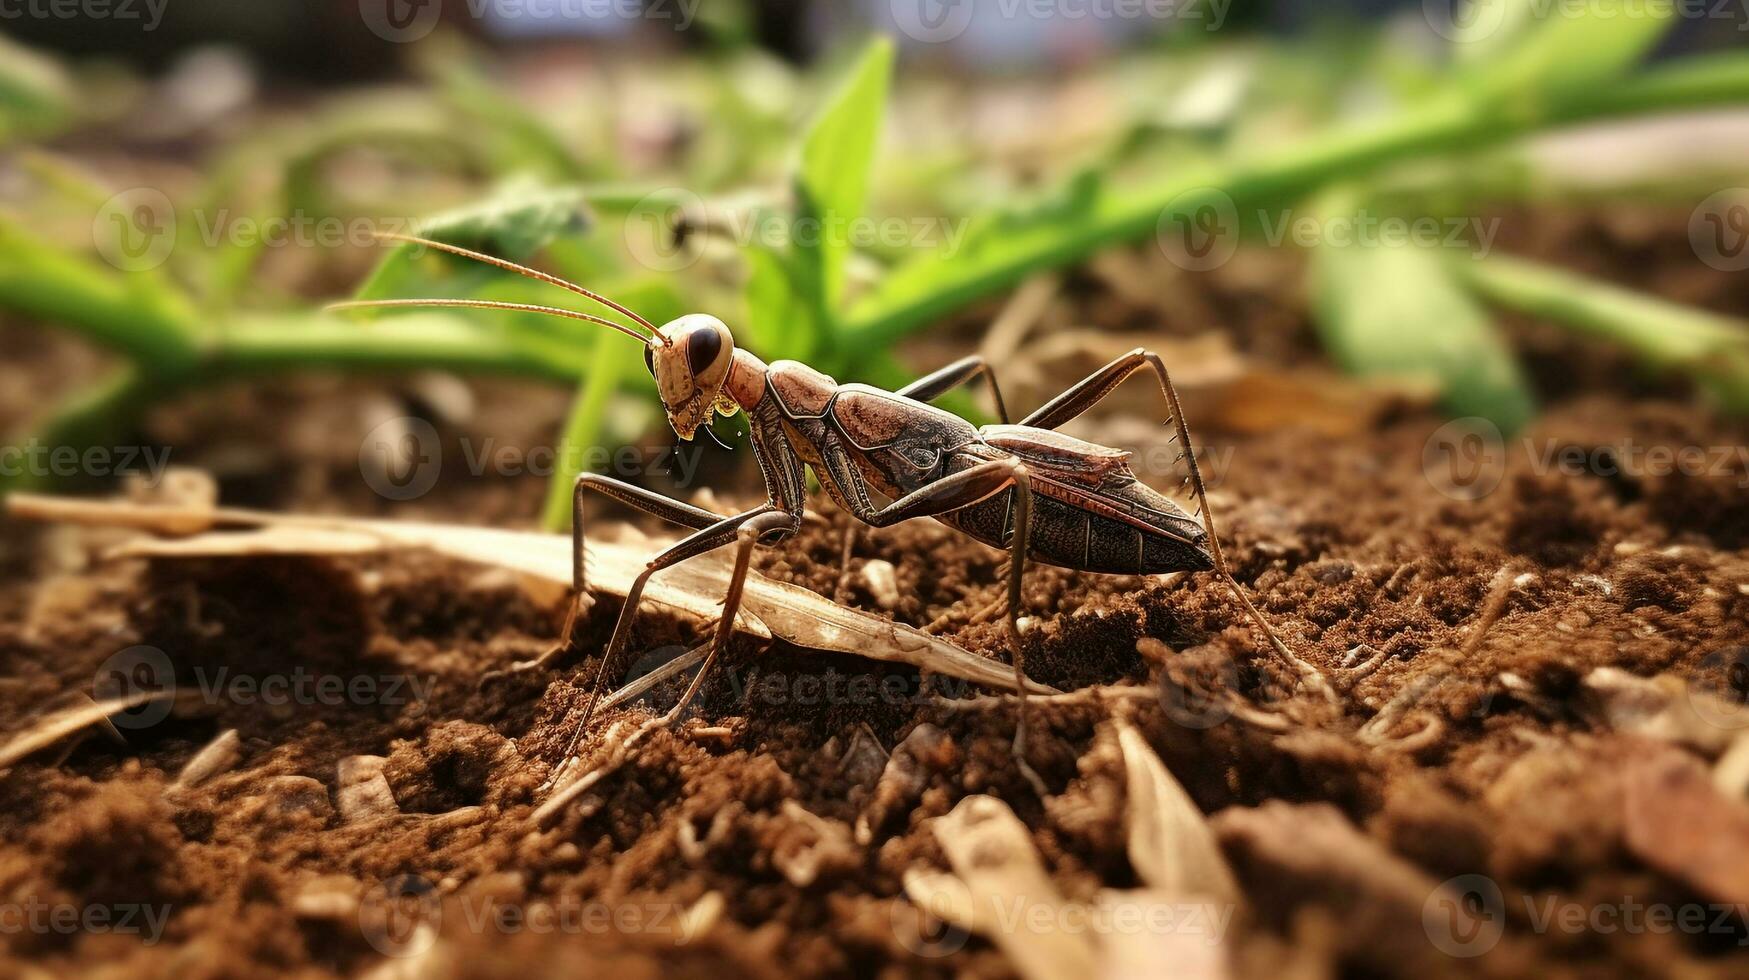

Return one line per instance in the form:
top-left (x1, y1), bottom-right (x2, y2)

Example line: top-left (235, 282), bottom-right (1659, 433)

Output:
top-left (643, 345), bottom-right (656, 376)
top-left (685, 326), bottom-right (723, 375)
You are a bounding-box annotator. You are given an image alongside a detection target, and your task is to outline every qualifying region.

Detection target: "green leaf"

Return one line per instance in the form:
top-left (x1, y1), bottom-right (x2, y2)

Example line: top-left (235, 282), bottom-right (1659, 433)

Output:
top-left (794, 37), bottom-right (895, 315)
top-left (0, 37), bottom-right (72, 144)
top-left (842, 167), bottom-right (1143, 351)
top-left (355, 181), bottom-right (593, 302)
top-left (420, 46), bottom-right (587, 181)
top-left (1458, 254), bottom-right (1749, 415)
top-left (1310, 202), bottom-right (1535, 432)
top-left (541, 333), bottom-right (634, 530)
top-left (1456, 0), bottom-right (1677, 108)
top-left (742, 244), bottom-right (817, 361)
top-left (0, 218), bottom-right (199, 372)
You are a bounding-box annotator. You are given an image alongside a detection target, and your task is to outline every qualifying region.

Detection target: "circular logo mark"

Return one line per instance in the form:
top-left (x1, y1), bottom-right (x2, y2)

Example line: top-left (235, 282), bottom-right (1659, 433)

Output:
top-left (1423, 0), bottom-right (1510, 43)
top-left (93, 188), bottom-right (176, 272)
top-left (359, 417), bottom-right (441, 501)
top-left (1157, 652), bottom-right (1239, 730)
top-left (1423, 874), bottom-right (1505, 957)
top-left (94, 645), bottom-right (176, 730)
top-left (1690, 189), bottom-right (1749, 273)
top-left (622, 188), bottom-right (707, 273)
top-left (1423, 417), bottom-right (1506, 502)
top-left (1686, 645), bottom-right (1749, 731)
top-left (891, 878), bottom-right (971, 958)
top-left (1156, 188), bottom-right (1239, 272)
top-left (890, 0), bottom-right (975, 43)
top-left (359, 874), bottom-right (441, 958)
top-left (359, 0), bottom-right (442, 43)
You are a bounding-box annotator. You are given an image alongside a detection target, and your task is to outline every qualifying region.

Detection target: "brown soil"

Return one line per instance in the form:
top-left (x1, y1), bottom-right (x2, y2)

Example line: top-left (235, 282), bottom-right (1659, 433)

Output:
top-left (3, 224), bottom-right (1749, 978)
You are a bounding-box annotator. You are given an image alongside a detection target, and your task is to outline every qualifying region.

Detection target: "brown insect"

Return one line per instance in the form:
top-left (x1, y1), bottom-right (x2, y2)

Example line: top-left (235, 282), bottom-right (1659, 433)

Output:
top-left (335, 234), bottom-right (1297, 790)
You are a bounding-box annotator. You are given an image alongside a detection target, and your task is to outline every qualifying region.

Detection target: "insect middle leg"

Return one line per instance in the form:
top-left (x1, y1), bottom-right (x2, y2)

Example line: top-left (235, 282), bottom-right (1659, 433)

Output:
top-left (814, 448), bottom-right (1048, 793)
top-left (896, 355), bottom-right (1012, 424)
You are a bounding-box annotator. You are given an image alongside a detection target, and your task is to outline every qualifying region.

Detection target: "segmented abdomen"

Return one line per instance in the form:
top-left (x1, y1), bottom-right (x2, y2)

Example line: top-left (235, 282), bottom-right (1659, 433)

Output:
top-left (936, 455), bottom-right (1212, 575)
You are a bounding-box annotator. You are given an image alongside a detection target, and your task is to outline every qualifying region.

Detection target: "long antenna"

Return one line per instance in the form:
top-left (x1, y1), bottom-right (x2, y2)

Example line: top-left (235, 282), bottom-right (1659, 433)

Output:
top-left (326, 298), bottom-right (656, 346)
top-left (370, 231), bottom-right (667, 342)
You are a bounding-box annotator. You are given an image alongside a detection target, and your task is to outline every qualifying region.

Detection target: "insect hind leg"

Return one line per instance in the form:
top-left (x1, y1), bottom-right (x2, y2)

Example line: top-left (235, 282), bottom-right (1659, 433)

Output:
top-left (1020, 349), bottom-right (1334, 702)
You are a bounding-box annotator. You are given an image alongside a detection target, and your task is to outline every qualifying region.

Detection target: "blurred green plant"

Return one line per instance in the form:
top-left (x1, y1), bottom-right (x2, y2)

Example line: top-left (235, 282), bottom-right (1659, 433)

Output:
top-left (5, 3), bottom-right (1749, 522)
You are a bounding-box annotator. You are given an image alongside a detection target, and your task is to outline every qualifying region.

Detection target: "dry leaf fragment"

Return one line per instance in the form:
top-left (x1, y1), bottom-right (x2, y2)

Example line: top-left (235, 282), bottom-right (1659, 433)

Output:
top-left (857, 723), bottom-right (954, 845)
top-left (1583, 667), bottom-right (1740, 756)
top-left (0, 692), bottom-right (174, 772)
top-left (905, 795), bottom-right (1098, 980)
top-left (172, 728), bottom-right (243, 791)
top-left (337, 755), bottom-right (401, 824)
top-left (772, 801), bottom-right (858, 888)
top-left (1093, 888), bottom-right (1232, 980)
top-left (8, 494), bottom-right (1048, 696)
top-left (1113, 719), bottom-right (1238, 904)
top-left (1212, 801), bottom-right (1467, 976)
top-left (1623, 751), bottom-right (1749, 904)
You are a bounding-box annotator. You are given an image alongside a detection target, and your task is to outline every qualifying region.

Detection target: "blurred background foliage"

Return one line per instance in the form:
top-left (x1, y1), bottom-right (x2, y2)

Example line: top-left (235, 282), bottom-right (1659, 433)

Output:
top-left (1, 0), bottom-right (1747, 525)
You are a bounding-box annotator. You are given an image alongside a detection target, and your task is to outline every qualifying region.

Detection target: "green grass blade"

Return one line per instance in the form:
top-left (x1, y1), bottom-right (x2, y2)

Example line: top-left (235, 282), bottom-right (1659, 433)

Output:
top-left (1458, 254), bottom-right (1749, 413)
top-left (1311, 200), bottom-right (1535, 431)
top-left (794, 37), bottom-right (895, 315)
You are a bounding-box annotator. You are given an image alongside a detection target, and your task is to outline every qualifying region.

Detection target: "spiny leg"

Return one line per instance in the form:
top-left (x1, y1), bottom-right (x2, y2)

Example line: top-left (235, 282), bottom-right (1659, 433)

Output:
top-left (998, 465), bottom-right (1047, 797)
top-left (896, 355), bottom-right (1012, 424)
top-left (634, 510), bottom-right (797, 740)
top-left (564, 505), bottom-right (793, 757)
top-left (1020, 349), bottom-right (1332, 701)
top-left (530, 473), bottom-right (725, 673)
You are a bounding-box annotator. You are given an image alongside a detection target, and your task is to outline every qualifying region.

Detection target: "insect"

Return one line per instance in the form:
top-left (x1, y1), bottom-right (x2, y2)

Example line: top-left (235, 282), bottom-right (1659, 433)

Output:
top-left (334, 233), bottom-right (1299, 790)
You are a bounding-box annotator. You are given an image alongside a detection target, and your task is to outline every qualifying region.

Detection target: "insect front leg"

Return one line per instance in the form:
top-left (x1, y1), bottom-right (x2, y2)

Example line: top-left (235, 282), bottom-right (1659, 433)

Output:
top-left (634, 510), bottom-right (797, 737)
top-left (525, 473), bottom-right (726, 673)
top-left (564, 504), bottom-right (798, 757)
